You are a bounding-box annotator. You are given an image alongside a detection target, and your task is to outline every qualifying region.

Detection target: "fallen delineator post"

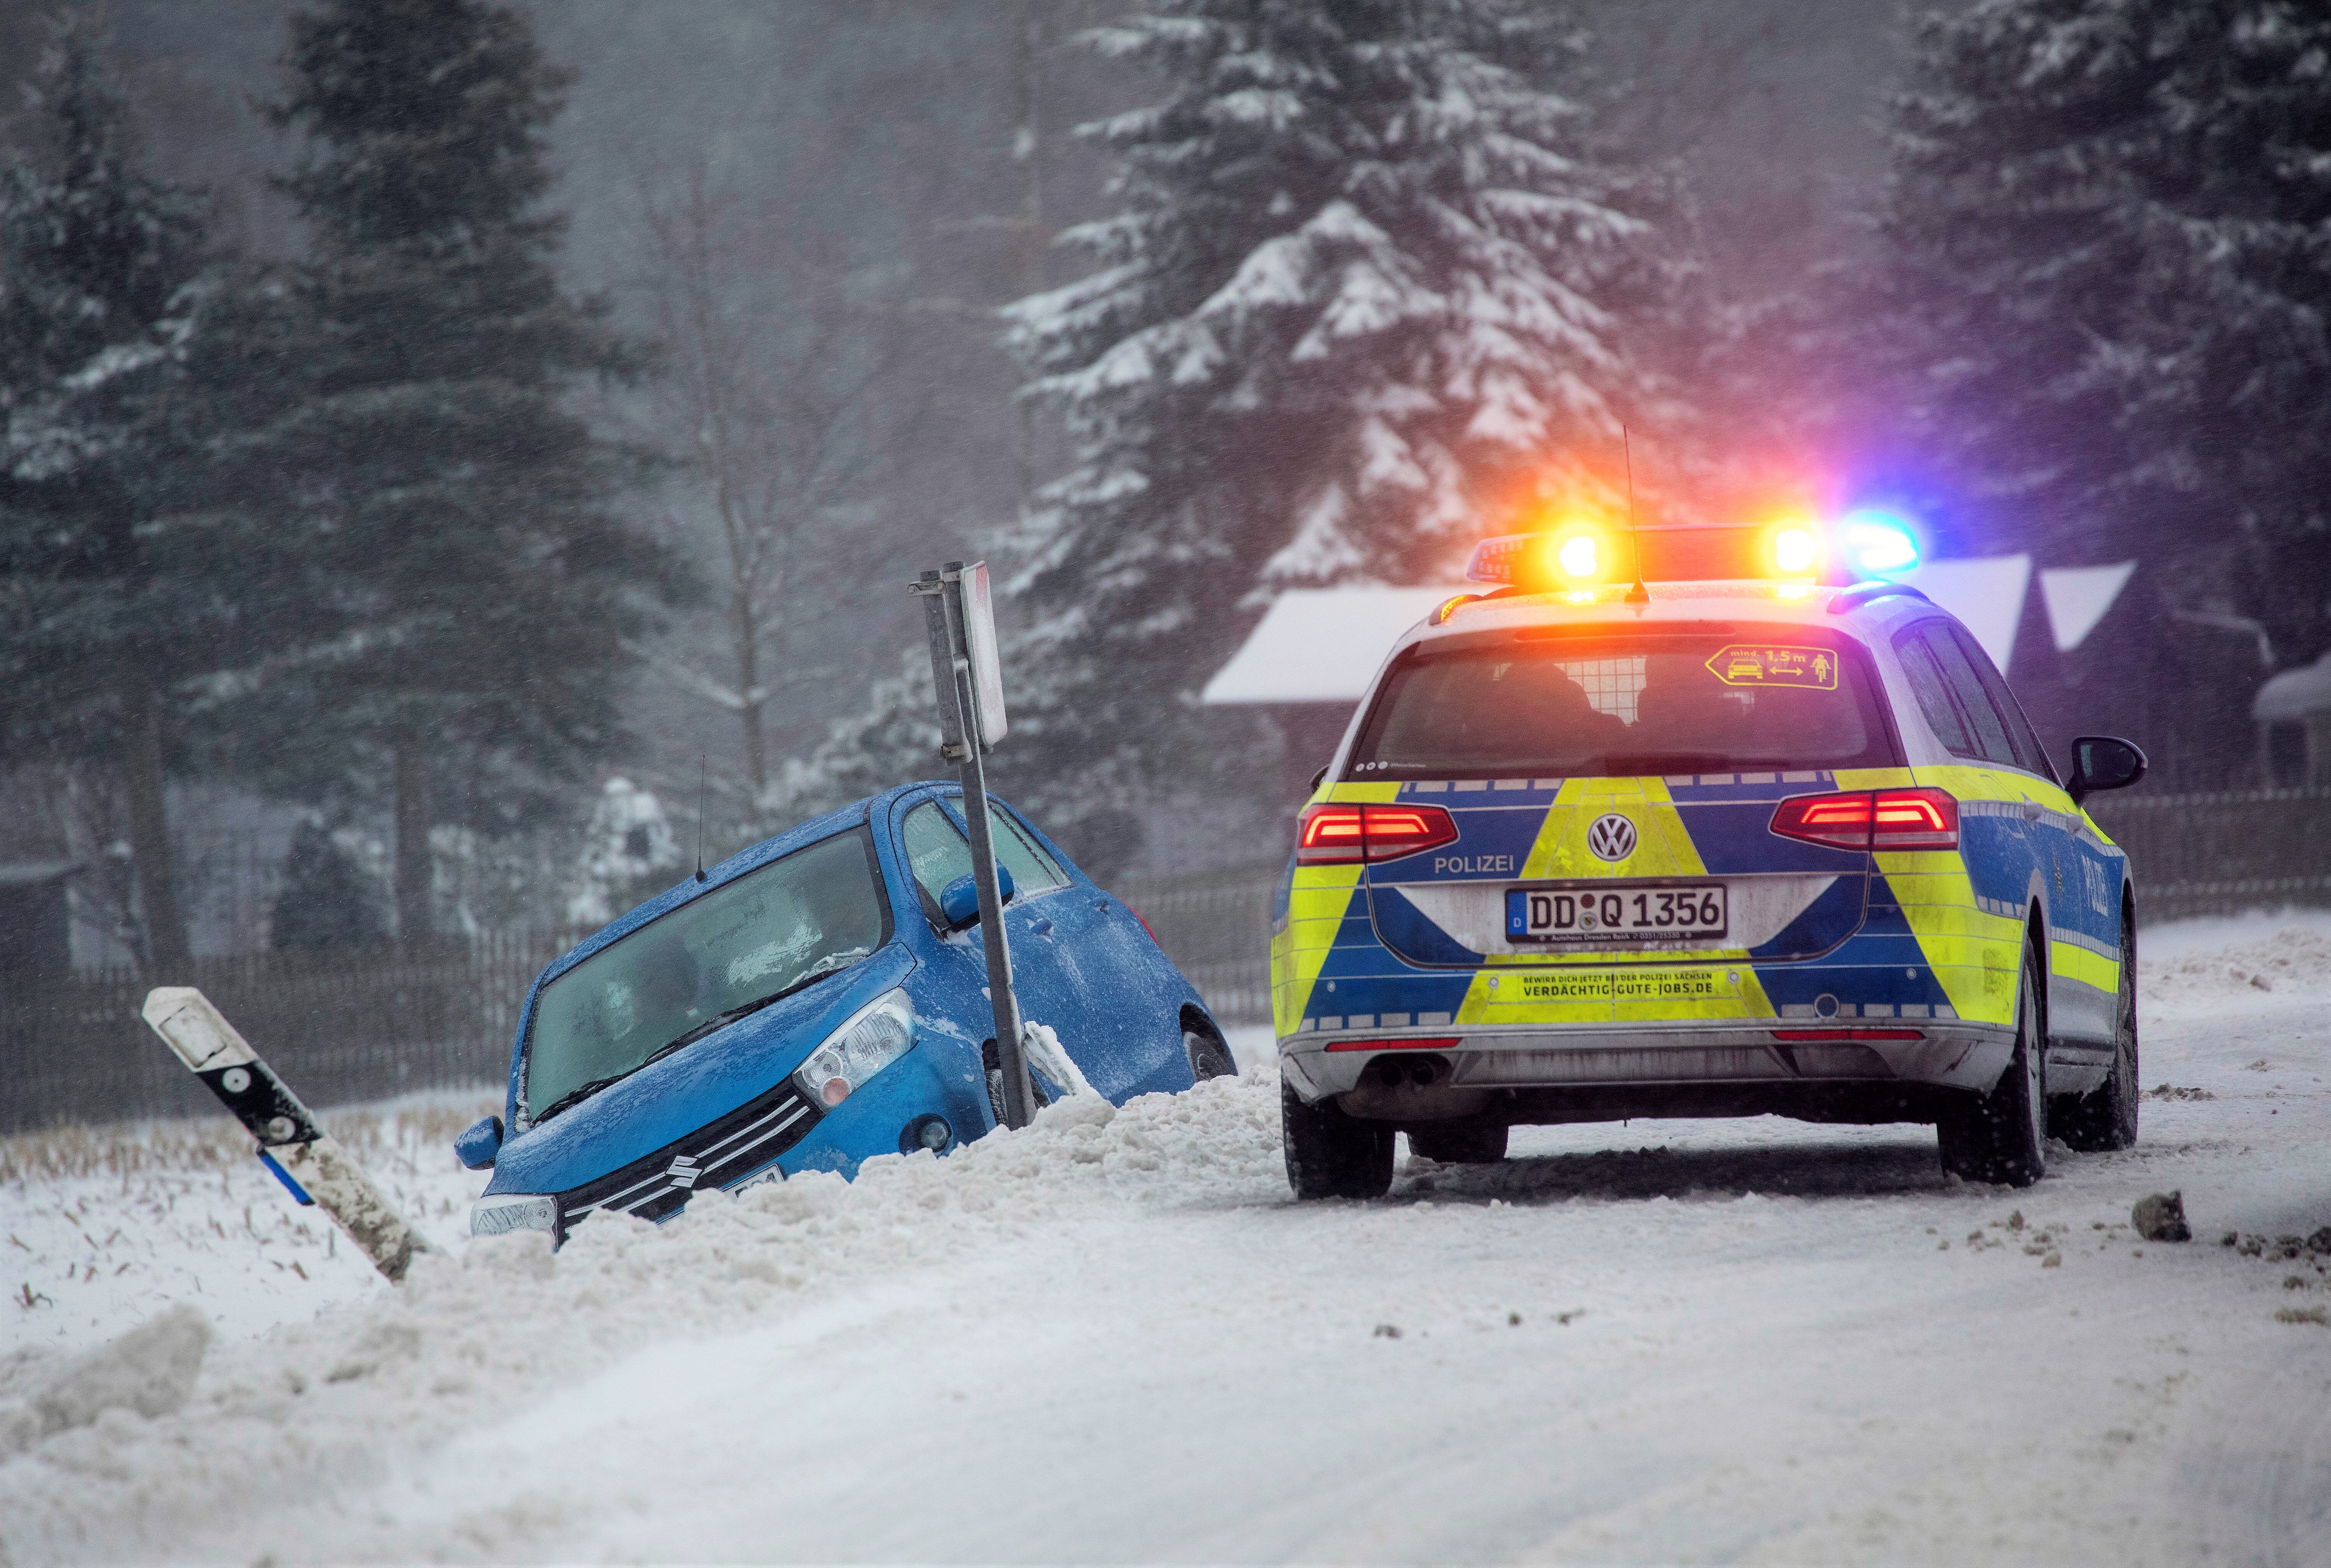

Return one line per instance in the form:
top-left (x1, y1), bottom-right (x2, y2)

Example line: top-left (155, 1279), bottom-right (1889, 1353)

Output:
top-left (141, 986), bottom-right (434, 1282)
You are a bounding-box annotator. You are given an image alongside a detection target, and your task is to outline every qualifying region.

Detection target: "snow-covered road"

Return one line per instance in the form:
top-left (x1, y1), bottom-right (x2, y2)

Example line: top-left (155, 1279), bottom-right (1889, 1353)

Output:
top-left (5, 918), bottom-right (2329, 1564)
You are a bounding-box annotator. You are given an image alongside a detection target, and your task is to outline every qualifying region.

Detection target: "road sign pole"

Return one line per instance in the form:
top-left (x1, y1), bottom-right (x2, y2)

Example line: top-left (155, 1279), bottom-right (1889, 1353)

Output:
top-left (141, 987), bottom-right (433, 1281)
top-left (912, 562), bottom-right (1033, 1130)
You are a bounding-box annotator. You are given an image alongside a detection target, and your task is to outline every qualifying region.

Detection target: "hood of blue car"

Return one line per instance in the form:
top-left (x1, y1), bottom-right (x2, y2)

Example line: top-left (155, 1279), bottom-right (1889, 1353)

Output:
top-left (485, 944), bottom-right (915, 1199)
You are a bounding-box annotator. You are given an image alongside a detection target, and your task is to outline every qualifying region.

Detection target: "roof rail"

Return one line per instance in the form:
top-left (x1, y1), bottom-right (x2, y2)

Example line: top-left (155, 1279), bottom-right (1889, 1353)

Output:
top-left (1827, 581), bottom-right (1930, 615)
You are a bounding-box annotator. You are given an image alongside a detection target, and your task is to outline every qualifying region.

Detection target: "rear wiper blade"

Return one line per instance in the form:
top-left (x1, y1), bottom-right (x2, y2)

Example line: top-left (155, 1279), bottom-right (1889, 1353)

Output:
top-left (1593, 753), bottom-right (1737, 776)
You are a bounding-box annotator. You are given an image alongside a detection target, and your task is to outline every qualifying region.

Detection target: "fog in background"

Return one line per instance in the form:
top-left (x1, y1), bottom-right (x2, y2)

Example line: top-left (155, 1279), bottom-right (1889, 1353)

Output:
top-left (39, 0), bottom-right (1911, 776)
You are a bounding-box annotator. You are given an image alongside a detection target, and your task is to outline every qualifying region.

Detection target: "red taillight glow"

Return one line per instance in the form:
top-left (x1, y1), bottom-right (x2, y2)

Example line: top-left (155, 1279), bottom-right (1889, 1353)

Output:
top-left (1769, 788), bottom-right (1958, 851)
top-left (1296, 802), bottom-right (1460, 865)
top-left (1870, 789), bottom-right (1957, 848)
top-left (1323, 1037), bottom-right (1461, 1053)
top-left (1771, 1028), bottom-right (1927, 1042)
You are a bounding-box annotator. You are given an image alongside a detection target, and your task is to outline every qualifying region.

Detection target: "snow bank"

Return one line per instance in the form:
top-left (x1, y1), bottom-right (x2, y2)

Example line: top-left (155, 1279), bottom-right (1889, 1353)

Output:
top-left (2141, 916), bottom-right (2331, 1013)
top-left (1, 1091), bottom-right (495, 1356)
top-left (0, 1304), bottom-right (210, 1457)
top-left (0, 1072), bottom-right (1284, 1563)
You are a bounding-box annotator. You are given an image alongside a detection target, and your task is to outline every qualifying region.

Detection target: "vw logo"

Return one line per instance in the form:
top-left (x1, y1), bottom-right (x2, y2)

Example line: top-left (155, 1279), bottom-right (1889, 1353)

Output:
top-left (1587, 813), bottom-right (1637, 862)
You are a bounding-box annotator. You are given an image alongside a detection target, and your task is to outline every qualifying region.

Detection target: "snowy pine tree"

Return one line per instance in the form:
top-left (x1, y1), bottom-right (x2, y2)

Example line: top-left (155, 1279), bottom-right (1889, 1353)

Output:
top-left (247, 0), bottom-right (684, 946)
top-left (785, 1), bottom-right (1667, 855)
top-left (1877, 0), bottom-right (2331, 664)
top-left (0, 12), bottom-right (276, 970)
top-left (1013, 1), bottom-right (1659, 772)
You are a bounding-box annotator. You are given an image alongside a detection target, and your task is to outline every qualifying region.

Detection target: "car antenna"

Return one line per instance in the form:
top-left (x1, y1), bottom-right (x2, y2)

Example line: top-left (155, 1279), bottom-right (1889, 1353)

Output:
top-left (1622, 423), bottom-right (1649, 605)
top-left (694, 753), bottom-right (708, 883)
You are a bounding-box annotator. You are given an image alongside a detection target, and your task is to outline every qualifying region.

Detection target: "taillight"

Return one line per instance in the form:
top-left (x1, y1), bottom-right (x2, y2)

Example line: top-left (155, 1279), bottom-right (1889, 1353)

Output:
top-left (1869, 788), bottom-right (1958, 849)
top-left (1772, 1028), bottom-right (1927, 1042)
top-left (1298, 803), bottom-right (1366, 864)
top-left (1324, 1036), bottom-right (1461, 1053)
top-left (1769, 788), bottom-right (1958, 851)
top-left (1296, 802), bottom-right (1461, 865)
top-left (1768, 792), bottom-right (1873, 850)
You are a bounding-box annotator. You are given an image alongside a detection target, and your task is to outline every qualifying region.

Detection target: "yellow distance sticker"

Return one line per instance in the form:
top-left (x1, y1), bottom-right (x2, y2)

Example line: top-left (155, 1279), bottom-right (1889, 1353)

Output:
top-left (1705, 645), bottom-right (1839, 689)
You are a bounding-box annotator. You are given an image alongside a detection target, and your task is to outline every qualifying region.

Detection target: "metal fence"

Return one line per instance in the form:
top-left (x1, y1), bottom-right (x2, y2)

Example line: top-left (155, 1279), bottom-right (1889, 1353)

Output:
top-left (0, 931), bottom-right (567, 1136)
top-left (2083, 787), bottom-right (2331, 923)
top-left (4, 787), bottom-right (2323, 1133)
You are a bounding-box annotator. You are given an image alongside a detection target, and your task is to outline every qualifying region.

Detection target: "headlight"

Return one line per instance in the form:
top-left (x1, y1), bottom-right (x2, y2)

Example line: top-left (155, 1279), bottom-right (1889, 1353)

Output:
top-left (470, 1193), bottom-right (557, 1236)
top-left (793, 988), bottom-right (917, 1109)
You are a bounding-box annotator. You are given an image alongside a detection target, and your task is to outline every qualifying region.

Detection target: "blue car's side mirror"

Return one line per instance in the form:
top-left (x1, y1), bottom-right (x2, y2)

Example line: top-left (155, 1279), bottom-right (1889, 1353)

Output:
top-left (455, 1115), bottom-right (504, 1170)
top-left (939, 863), bottom-right (1015, 930)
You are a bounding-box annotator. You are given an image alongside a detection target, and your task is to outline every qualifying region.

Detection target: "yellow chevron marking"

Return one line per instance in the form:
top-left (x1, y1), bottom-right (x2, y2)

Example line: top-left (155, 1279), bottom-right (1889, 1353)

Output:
top-left (1521, 777), bottom-right (1709, 882)
top-left (1275, 863), bottom-right (1364, 1036)
top-left (1274, 780), bottom-right (1404, 1033)
top-left (1449, 960), bottom-right (1780, 1026)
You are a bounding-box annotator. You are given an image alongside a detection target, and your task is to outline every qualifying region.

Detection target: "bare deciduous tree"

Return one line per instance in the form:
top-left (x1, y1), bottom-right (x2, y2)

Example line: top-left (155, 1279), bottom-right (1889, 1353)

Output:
top-left (636, 160), bottom-right (917, 806)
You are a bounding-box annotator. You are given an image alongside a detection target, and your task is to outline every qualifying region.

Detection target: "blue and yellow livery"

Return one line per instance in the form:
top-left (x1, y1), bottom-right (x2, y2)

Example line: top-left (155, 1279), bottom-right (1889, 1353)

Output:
top-left (1273, 573), bottom-right (2150, 1198)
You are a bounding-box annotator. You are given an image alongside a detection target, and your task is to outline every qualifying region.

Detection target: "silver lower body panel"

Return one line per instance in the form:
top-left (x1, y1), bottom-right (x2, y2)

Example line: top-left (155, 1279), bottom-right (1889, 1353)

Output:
top-left (1279, 1021), bottom-right (2017, 1127)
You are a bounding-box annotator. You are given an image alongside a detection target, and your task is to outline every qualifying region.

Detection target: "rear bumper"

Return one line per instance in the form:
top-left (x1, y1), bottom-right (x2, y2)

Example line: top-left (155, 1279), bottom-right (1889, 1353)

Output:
top-left (1278, 1019), bottom-right (2014, 1127)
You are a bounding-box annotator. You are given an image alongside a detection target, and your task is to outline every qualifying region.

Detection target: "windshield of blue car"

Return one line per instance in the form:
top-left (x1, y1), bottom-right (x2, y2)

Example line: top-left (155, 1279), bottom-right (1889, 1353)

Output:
top-left (1348, 630), bottom-right (1900, 780)
top-left (523, 828), bottom-right (889, 1122)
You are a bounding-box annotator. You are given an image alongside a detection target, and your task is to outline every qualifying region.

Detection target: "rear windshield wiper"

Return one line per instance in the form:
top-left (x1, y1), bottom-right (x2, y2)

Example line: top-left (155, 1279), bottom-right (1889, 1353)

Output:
top-left (1590, 753), bottom-right (1738, 776)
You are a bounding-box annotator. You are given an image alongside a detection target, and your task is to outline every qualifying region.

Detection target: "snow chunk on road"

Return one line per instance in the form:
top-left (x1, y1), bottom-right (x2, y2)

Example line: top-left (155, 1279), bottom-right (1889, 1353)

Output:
top-left (0, 1305), bottom-right (210, 1457)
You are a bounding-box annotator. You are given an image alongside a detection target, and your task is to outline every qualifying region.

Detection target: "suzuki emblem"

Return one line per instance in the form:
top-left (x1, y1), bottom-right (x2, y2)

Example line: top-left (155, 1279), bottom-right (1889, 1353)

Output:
top-left (1587, 813), bottom-right (1637, 862)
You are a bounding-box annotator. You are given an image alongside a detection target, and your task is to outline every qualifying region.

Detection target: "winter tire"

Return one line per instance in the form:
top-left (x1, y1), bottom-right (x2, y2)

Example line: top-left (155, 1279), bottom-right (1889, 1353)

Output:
top-left (1185, 1024), bottom-right (1236, 1082)
top-left (2053, 915), bottom-right (2139, 1152)
top-left (1283, 1078), bottom-right (1394, 1200)
top-left (1938, 945), bottom-right (2048, 1187)
top-left (1406, 1121), bottom-right (1509, 1164)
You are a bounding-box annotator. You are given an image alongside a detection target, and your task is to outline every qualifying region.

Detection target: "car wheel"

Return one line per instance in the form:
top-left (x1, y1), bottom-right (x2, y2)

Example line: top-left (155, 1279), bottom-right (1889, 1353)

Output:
top-left (1283, 1078), bottom-right (1393, 1200)
top-left (1406, 1121), bottom-right (1508, 1164)
top-left (1938, 946), bottom-right (2048, 1186)
top-left (1185, 1024), bottom-right (1236, 1081)
top-left (2053, 916), bottom-right (2139, 1152)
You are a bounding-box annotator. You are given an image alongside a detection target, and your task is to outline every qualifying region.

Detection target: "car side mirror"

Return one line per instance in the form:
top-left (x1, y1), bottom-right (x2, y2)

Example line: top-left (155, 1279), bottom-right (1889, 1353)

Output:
top-left (2067, 735), bottom-right (2147, 806)
top-left (939, 862), bottom-right (1015, 930)
top-left (1309, 764), bottom-right (1330, 793)
top-left (455, 1114), bottom-right (504, 1171)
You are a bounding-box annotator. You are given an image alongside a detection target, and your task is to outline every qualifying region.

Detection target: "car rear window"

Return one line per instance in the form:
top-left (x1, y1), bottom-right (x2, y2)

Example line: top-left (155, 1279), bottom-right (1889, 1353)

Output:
top-left (1347, 629), bottom-right (1900, 780)
top-left (524, 829), bottom-right (889, 1122)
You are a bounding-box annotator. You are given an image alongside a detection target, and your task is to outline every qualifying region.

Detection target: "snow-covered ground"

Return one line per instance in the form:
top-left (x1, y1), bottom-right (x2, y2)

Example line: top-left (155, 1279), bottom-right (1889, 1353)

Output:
top-left (4, 916), bottom-right (2329, 1564)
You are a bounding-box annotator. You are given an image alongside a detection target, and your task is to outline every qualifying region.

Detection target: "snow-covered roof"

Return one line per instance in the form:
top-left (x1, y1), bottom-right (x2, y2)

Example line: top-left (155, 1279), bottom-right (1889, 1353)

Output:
top-left (2038, 562), bottom-right (2136, 653)
top-left (1200, 586), bottom-right (1463, 704)
top-left (2254, 651), bottom-right (2331, 722)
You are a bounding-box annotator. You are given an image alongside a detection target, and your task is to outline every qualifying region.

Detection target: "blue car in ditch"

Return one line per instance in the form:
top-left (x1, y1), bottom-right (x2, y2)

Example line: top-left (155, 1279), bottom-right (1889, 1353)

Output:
top-left (455, 782), bottom-right (1232, 1242)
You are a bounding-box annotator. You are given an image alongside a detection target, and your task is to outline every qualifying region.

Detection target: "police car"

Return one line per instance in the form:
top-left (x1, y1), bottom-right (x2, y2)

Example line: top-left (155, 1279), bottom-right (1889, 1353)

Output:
top-left (1272, 517), bottom-right (2148, 1198)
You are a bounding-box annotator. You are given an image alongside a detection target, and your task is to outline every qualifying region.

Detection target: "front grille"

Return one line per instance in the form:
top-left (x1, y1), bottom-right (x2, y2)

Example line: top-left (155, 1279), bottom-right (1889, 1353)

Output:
top-left (556, 1079), bottom-right (821, 1241)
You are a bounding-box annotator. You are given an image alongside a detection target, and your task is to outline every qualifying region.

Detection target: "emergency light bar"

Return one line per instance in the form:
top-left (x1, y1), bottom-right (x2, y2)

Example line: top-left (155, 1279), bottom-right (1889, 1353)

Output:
top-left (1465, 514), bottom-right (1921, 590)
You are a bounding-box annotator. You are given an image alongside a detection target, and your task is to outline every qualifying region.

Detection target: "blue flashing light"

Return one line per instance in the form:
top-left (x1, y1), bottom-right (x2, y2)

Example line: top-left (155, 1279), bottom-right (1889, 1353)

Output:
top-left (1839, 510), bottom-right (1920, 576)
